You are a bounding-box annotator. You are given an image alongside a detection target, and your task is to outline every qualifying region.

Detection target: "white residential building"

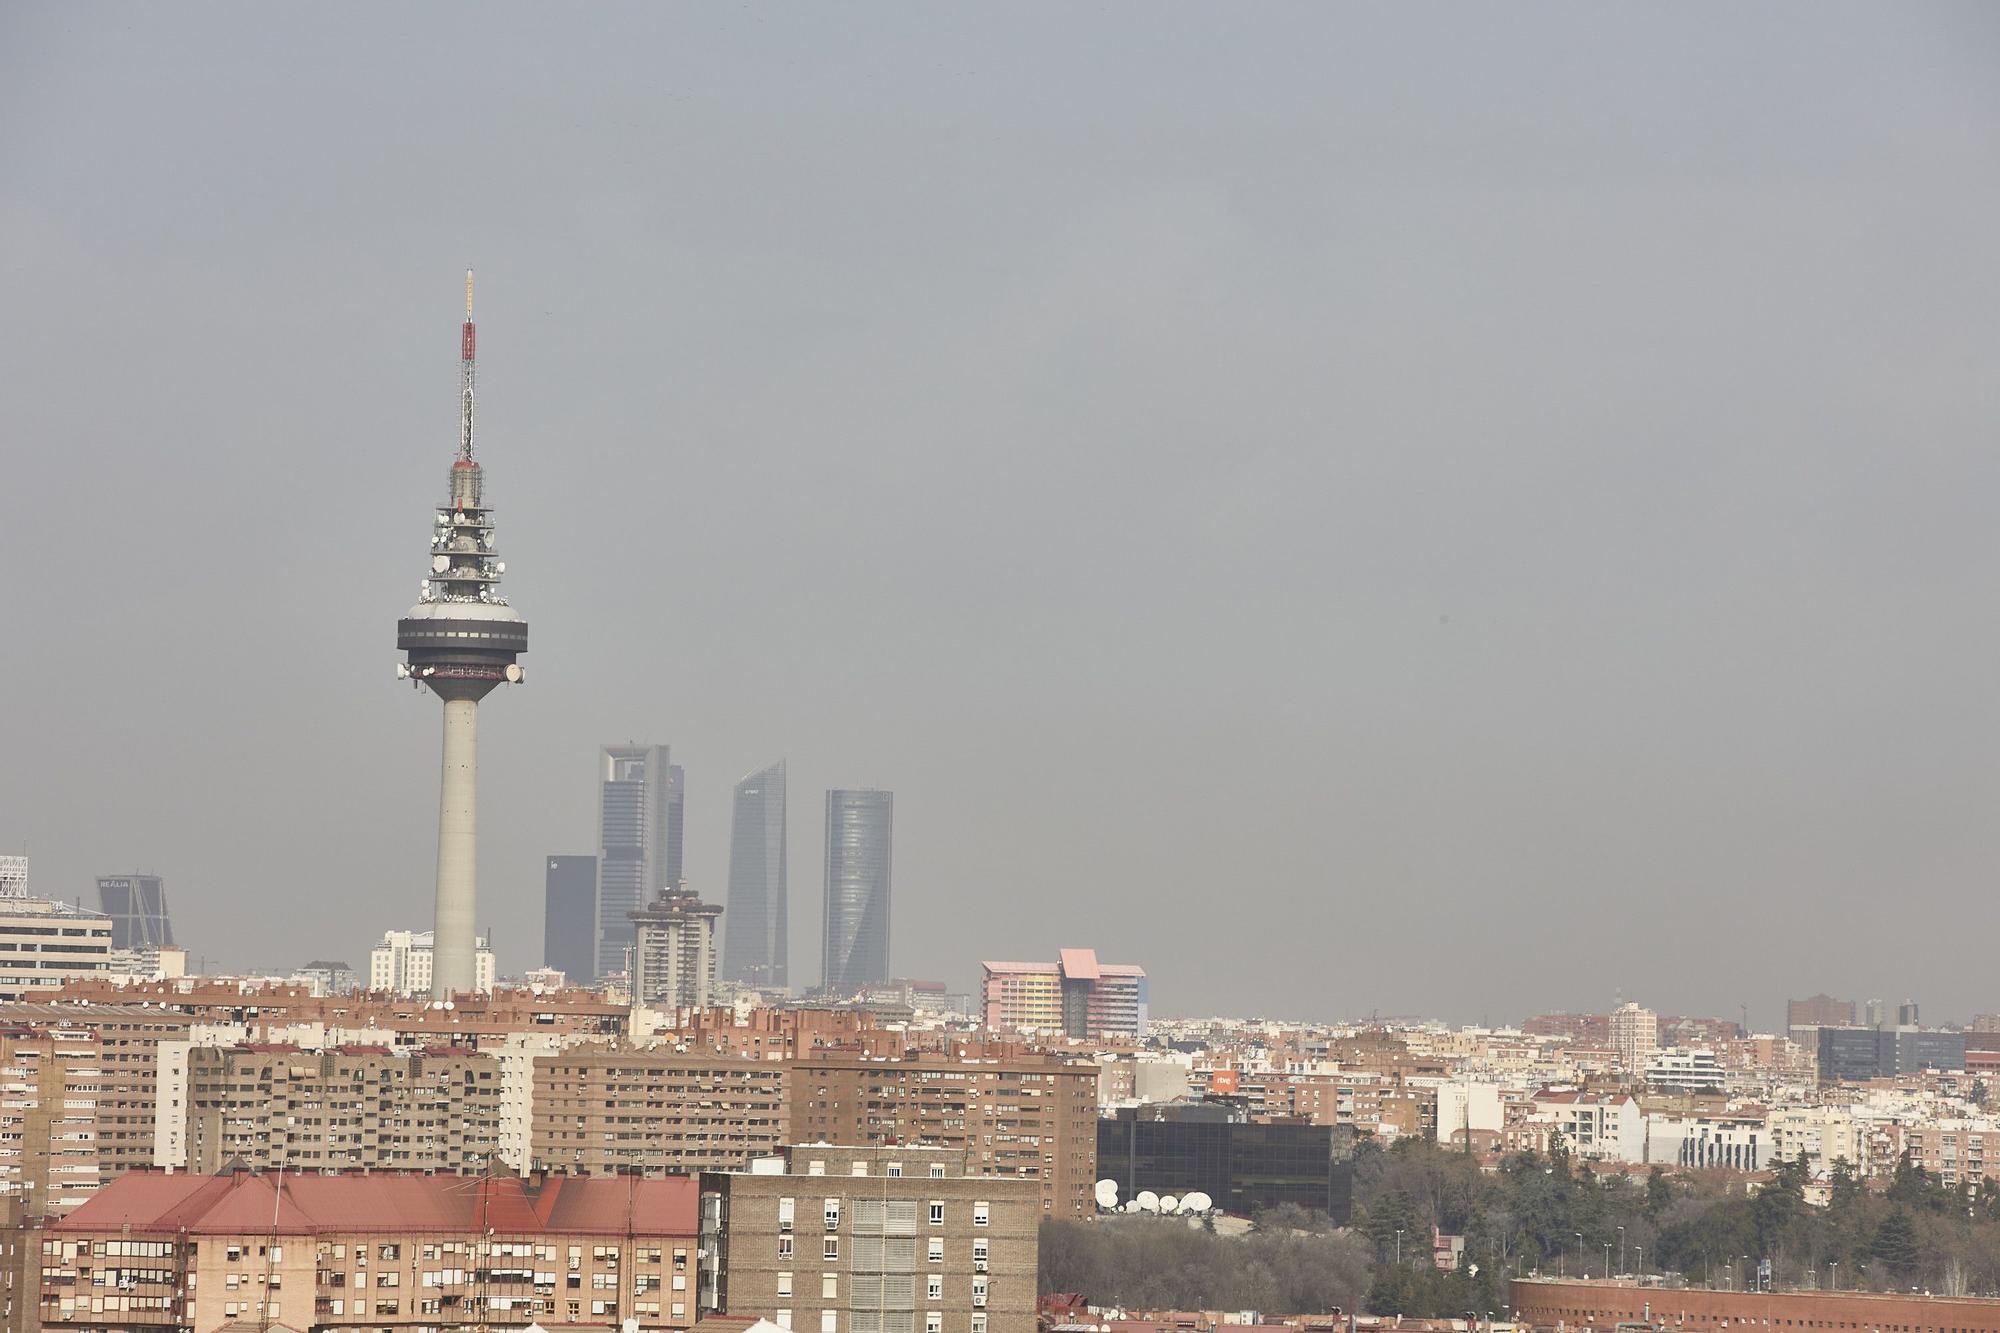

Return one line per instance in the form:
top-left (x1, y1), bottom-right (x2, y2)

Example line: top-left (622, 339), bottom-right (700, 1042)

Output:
top-left (1644, 1048), bottom-right (1726, 1092)
top-left (1436, 1081), bottom-right (1508, 1144)
top-left (368, 929), bottom-right (495, 996)
top-left (1533, 1090), bottom-right (1646, 1163)
top-left (1766, 1105), bottom-right (1865, 1174)
top-left (1610, 1003), bottom-right (1659, 1073)
top-left (1645, 1113), bottom-right (1769, 1170)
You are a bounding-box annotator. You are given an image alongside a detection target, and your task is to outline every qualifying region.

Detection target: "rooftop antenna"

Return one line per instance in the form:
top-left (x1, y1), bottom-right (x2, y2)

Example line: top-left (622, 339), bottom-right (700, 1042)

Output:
top-left (257, 1162), bottom-right (283, 1332)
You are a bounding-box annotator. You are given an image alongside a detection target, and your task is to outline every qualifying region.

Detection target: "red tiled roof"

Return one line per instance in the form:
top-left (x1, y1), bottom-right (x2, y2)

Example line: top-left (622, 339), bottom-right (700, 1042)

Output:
top-left (52, 1170), bottom-right (699, 1238)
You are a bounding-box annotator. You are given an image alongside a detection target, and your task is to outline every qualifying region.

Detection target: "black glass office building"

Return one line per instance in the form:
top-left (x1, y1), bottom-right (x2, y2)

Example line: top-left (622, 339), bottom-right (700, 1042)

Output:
top-left (1097, 1103), bottom-right (1353, 1222)
top-left (95, 874), bottom-right (174, 950)
top-left (543, 854), bottom-right (597, 983)
top-left (821, 788), bottom-right (891, 996)
top-left (722, 760), bottom-right (788, 988)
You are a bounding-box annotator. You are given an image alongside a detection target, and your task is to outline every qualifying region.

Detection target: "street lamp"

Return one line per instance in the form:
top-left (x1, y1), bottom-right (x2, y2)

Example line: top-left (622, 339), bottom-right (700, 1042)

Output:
top-left (1829, 1262), bottom-right (1839, 1292)
top-left (1396, 1229), bottom-right (1405, 1266)
top-left (1604, 1243), bottom-right (1612, 1279)
top-left (1575, 1233), bottom-right (1584, 1279)
top-left (1635, 1247), bottom-right (1643, 1279)
top-left (1619, 1226), bottom-right (1627, 1276)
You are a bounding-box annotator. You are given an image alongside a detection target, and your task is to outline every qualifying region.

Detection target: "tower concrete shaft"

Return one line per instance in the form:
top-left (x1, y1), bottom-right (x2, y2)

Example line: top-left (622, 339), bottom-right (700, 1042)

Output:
top-left (396, 272), bottom-right (527, 999)
top-left (432, 692), bottom-right (481, 996)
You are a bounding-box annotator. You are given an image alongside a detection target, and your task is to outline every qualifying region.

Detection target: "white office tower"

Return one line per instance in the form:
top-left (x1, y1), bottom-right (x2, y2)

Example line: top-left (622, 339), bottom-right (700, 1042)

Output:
top-left (369, 928), bottom-right (497, 997)
top-left (394, 272), bottom-right (528, 998)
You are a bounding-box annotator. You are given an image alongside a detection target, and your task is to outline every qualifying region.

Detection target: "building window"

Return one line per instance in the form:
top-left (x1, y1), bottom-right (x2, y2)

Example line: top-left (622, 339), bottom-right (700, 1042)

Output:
top-left (973, 1316), bottom-right (988, 1333)
top-left (778, 1236), bottom-right (794, 1260)
top-left (823, 1274), bottom-right (838, 1299)
top-left (972, 1202), bottom-right (989, 1227)
top-left (777, 1272), bottom-right (792, 1298)
top-left (927, 1315), bottom-right (943, 1333)
top-left (972, 1278), bottom-right (988, 1308)
top-left (852, 1161), bottom-right (868, 1176)
top-left (887, 1162), bottom-right (902, 1177)
top-left (824, 1237), bottom-right (839, 1262)
top-left (809, 1159), bottom-right (827, 1176)
top-left (930, 1163), bottom-right (946, 1179)
top-left (928, 1238), bottom-right (943, 1263)
top-left (927, 1275), bottom-right (943, 1301)
top-left (825, 1199), bottom-right (841, 1229)
top-left (777, 1312), bottom-right (792, 1330)
top-left (929, 1201), bottom-right (944, 1226)
top-left (779, 1198), bottom-right (795, 1230)
top-left (821, 1312), bottom-right (838, 1333)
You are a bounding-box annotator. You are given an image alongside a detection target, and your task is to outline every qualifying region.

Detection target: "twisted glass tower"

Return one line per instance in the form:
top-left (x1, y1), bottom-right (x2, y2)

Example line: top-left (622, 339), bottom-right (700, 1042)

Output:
top-left (821, 788), bottom-right (891, 996)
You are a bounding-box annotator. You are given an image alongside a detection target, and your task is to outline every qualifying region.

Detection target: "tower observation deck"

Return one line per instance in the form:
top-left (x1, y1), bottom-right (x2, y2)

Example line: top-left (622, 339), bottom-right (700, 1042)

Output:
top-left (396, 271), bottom-right (528, 998)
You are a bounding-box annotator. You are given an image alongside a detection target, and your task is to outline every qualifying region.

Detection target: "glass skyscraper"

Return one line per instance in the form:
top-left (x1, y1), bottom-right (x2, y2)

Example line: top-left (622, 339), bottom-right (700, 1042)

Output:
top-left (96, 874), bottom-right (174, 951)
top-left (821, 788), bottom-right (892, 996)
top-left (595, 744), bottom-right (683, 979)
top-left (542, 854), bottom-right (597, 983)
top-left (722, 760), bottom-right (788, 989)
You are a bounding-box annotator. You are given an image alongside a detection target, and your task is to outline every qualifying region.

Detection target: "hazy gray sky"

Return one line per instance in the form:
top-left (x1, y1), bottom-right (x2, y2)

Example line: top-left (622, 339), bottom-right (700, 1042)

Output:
top-left (4, 4), bottom-right (1997, 1026)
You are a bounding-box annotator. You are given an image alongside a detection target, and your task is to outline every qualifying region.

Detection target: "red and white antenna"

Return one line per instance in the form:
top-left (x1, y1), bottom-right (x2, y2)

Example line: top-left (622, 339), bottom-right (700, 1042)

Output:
top-left (459, 268), bottom-right (477, 462)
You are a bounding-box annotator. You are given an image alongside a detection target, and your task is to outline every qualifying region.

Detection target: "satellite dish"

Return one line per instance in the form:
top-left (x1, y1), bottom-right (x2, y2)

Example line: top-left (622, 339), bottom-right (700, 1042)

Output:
top-left (1160, 1195), bottom-right (1179, 1214)
top-left (433, 555), bottom-right (450, 573)
top-left (1182, 1191), bottom-right (1212, 1214)
top-left (504, 664), bottom-right (523, 683)
top-left (1093, 1180), bottom-right (1119, 1210)
top-left (494, 561), bottom-right (505, 573)
top-left (1135, 1190), bottom-right (1160, 1213)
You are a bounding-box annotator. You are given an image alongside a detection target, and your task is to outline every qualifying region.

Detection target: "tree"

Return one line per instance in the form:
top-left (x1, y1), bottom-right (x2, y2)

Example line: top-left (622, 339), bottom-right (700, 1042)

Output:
top-left (1870, 1208), bottom-right (1920, 1278)
top-left (1828, 1157), bottom-right (1861, 1211)
top-left (1646, 1167), bottom-right (1672, 1218)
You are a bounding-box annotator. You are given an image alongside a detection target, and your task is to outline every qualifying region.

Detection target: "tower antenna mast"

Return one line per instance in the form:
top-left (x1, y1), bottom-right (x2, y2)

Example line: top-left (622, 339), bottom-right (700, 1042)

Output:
top-left (460, 268), bottom-right (477, 462)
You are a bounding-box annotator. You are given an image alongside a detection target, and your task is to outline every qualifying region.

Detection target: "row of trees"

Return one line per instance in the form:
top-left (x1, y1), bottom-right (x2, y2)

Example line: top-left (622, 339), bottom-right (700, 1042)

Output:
top-left (1038, 1213), bottom-right (1370, 1315)
top-left (1353, 1137), bottom-right (2000, 1309)
top-left (1040, 1137), bottom-right (2000, 1314)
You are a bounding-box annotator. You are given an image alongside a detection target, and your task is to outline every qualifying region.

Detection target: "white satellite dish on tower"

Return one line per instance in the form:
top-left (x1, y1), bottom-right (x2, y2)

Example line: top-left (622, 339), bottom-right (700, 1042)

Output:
top-left (1181, 1191), bottom-right (1213, 1214)
top-left (1135, 1190), bottom-right (1160, 1213)
top-left (1093, 1180), bottom-right (1119, 1211)
top-left (1160, 1195), bottom-right (1179, 1214)
top-left (433, 555), bottom-right (451, 572)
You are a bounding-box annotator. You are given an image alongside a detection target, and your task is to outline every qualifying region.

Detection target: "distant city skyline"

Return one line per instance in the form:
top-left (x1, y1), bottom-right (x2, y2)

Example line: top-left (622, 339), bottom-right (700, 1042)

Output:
top-left (5, 7), bottom-right (1997, 1020)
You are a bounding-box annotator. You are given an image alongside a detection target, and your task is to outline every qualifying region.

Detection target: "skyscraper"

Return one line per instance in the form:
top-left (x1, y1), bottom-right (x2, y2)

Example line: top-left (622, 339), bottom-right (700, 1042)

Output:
top-left (95, 874), bottom-right (175, 950)
top-left (722, 760), bottom-right (788, 989)
top-left (596, 745), bottom-right (680, 978)
top-left (393, 272), bottom-right (528, 997)
top-left (821, 789), bottom-right (892, 997)
top-left (543, 855), bottom-right (597, 983)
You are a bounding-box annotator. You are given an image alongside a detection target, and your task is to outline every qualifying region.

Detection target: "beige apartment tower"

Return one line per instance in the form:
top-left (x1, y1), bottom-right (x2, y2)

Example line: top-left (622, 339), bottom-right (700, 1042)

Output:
top-left (702, 1145), bottom-right (1037, 1333)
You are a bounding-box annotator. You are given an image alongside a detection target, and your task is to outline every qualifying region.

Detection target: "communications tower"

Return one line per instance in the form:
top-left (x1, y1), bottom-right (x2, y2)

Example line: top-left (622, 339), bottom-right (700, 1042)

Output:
top-left (395, 271), bottom-right (528, 998)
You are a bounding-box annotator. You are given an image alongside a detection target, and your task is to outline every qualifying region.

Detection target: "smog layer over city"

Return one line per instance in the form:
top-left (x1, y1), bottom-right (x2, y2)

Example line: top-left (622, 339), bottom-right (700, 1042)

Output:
top-left (3, 7), bottom-right (2000, 1328)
